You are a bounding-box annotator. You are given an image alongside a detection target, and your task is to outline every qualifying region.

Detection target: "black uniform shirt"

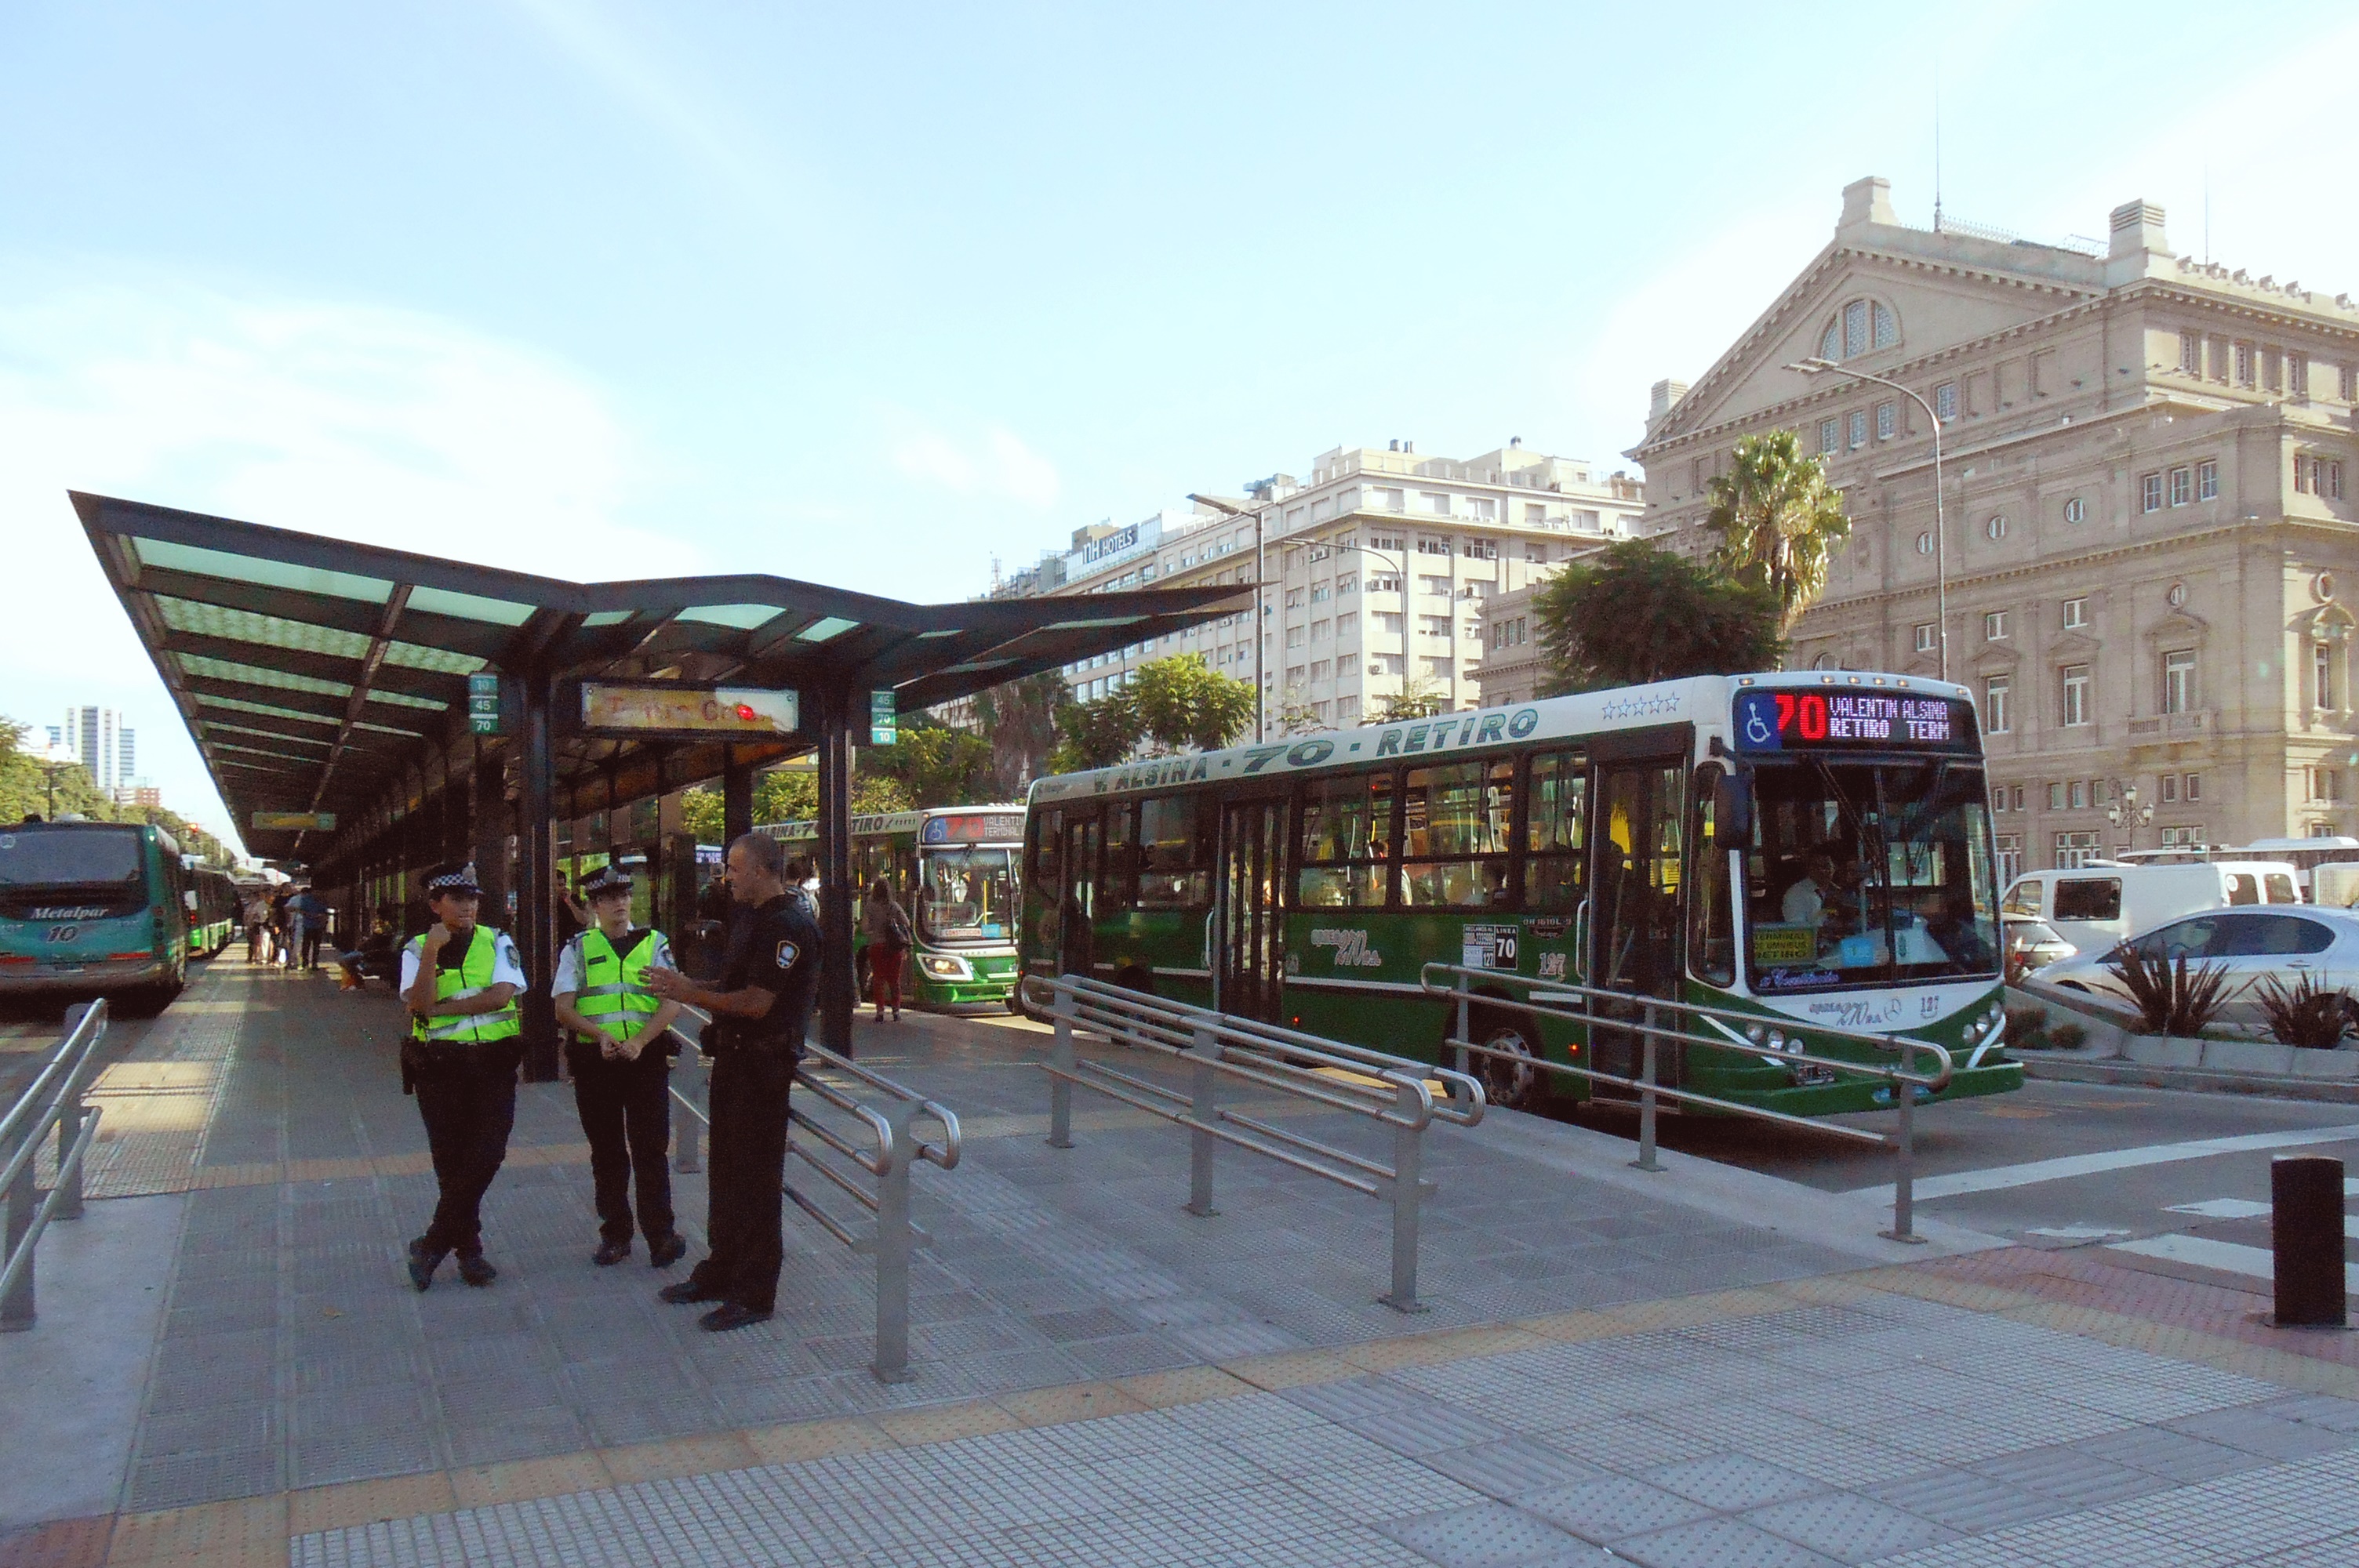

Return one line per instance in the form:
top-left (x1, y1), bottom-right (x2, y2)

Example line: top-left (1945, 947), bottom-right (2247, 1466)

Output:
top-left (720, 893), bottom-right (822, 1051)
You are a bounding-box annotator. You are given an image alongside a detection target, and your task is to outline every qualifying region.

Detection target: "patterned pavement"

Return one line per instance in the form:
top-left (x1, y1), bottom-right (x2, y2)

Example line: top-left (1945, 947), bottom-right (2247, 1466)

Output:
top-left (4, 957), bottom-right (2358, 1565)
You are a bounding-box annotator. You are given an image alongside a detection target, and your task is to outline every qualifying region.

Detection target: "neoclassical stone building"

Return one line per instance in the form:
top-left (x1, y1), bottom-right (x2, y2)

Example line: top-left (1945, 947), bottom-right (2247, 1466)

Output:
top-left (1630, 177), bottom-right (2359, 876)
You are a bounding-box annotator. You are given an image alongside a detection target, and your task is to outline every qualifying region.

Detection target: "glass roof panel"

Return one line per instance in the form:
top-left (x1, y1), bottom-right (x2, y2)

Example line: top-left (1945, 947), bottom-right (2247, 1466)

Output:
top-left (134, 538), bottom-right (394, 604)
top-left (405, 585), bottom-right (540, 626)
top-left (381, 641), bottom-right (487, 675)
top-left (205, 722), bottom-right (333, 752)
top-left (155, 597), bottom-right (374, 660)
top-left (1045, 615), bottom-right (1146, 630)
top-left (675, 604), bottom-right (783, 630)
top-left (581, 610), bottom-right (634, 627)
top-left (795, 616), bottom-right (860, 643)
top-left (368, 688), bottom-right (449, 712)
top-left (194, 695), bottom-right (341, 727)
top-left (353, 719), bottom-right (427, 737)
top-left (179, 654), bottom-right (353, 699)
top-left (211, 739), bottom-right (322, 765)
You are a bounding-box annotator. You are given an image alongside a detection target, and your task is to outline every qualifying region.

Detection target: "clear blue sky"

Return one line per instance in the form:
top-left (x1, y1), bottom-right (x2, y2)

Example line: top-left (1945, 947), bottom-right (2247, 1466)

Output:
top-left (3, 0), bottom-right (2350, 855)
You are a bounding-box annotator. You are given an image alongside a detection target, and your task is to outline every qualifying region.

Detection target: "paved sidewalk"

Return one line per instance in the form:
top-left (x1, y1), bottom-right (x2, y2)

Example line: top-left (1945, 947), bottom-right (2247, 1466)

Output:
top-left (7, 959), bottom-right (2359, 1565)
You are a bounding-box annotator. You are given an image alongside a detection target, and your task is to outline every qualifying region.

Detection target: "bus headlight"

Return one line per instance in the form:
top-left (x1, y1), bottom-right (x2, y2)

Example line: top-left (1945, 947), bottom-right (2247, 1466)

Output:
top-left (1767, 1030), bottom-right (1787, 1054)
top-left (918, 954), bottom-right (973, 981)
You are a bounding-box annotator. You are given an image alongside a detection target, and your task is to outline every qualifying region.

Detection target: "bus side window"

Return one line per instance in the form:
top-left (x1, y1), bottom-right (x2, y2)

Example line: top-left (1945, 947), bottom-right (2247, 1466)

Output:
top-left (1399, 760), bottom-right (1514, 908)
top-left (1032, 811), bottom-right (1063, 886)
top-left (1102, 802), bottom-right (1138, 914)
top-left (1137, 795), bottom-right (1208, 909)
top-left (1687, 768), bottom-right (1737, 986)
top-left (1523, 751), bottom-right (1586, 910)
top-left (1296, 769), bottom-right (1390, 909)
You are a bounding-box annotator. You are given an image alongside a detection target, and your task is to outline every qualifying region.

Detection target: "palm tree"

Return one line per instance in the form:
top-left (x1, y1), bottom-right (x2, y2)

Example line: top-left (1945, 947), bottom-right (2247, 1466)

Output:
top-left (1706, 430), bottom-right (1852, 640)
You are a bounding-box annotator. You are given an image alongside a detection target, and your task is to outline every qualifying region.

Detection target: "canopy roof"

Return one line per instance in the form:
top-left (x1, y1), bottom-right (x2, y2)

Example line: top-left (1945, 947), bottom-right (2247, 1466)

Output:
top-left (76, 493), bottom-right (1249, 861)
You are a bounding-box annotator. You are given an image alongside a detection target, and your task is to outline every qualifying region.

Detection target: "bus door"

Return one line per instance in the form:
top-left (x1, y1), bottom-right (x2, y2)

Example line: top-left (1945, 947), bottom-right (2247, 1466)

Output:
top-left (1587, 757), bottom-right (1686, 1094)
top-left (1056, 811), bottom-right (1101, 981)
top-left (1216, 797), bottom-right (1286, 1022)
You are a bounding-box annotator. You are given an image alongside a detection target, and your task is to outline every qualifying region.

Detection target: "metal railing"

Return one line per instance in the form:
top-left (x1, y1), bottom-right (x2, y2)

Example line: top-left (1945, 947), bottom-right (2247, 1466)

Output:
top-left (1419, 964), bottom-right (1956, 1243)
top-left (2, 1001), bottom-right (110, 1331)
top-left (666, 1018), bottom-right (959, 1382)
top-left (1023, 973), bottom-right (1484, 1312)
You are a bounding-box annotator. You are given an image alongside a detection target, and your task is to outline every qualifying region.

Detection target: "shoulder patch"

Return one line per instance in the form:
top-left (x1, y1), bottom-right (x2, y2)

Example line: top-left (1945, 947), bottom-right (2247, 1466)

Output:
top-left (775, 940), bottom-right (801, 968)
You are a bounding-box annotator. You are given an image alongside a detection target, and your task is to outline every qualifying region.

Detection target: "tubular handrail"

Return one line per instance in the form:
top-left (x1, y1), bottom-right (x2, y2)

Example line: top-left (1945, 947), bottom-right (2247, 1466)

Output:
top-left (1023, 972), bottom-right (1485, 1311)
top-left (1418, 963), bottom-right (1960, 1242)
top-left (662, 1011), bottom-right (958, 1382)
top-left (2, 1000), bottom-right (111, 1331)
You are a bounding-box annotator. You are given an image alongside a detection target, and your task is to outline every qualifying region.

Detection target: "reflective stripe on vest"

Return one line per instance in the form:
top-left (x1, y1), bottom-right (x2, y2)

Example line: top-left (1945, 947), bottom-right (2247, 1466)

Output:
top-left (409, 929), bottom-right (522, 1044)
top-left (569, 928), bottom-right (662, 1042)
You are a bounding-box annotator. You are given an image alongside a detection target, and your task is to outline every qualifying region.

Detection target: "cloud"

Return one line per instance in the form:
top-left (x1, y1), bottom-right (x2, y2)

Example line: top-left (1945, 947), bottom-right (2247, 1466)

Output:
top-left (890, 421), bottom-right (1063, 510)
top-left (0, 271), bottom-right (663, 855)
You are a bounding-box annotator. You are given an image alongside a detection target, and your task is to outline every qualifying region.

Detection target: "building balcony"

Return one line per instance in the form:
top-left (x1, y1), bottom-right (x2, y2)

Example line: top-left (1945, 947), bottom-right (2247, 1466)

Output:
top-left (2125, 710), bottom-right (2212, 739)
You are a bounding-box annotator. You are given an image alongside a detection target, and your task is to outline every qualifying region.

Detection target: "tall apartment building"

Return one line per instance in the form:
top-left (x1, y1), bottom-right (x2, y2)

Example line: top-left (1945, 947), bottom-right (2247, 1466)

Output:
top-left (1630, 177), bottom-right (2359, 877)
top-left (1027, 441), bottom-right (1641, 733)
top-left (56, 706), bottom-right (136, 793)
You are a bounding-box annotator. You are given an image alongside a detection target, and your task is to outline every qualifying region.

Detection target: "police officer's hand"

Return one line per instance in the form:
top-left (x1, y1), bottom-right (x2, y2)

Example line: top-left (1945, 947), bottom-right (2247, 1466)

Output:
top-left (423, 922), bottom-right (453, 952)
top-left (644, 964), bottom-right (694, 1002)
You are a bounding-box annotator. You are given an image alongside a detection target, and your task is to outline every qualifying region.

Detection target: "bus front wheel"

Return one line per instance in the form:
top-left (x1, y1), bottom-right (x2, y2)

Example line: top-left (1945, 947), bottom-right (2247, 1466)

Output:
top-left (1467, 1018), bottom-right (1543, 1112)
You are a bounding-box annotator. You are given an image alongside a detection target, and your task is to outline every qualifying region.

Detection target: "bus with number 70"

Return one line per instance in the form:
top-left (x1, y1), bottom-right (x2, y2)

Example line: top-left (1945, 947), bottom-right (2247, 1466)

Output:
top-left (1020, 670), bottom-right (2020, 1117)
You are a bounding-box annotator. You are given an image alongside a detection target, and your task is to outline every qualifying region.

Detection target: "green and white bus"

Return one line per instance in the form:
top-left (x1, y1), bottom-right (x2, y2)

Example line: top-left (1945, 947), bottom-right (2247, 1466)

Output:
top-left (1022, 671), bottom-right (2020, 1117)
top-left (0, 818), bottom-right (194, 1014)
top-left (766, 806), bottom-right (1027, 1010)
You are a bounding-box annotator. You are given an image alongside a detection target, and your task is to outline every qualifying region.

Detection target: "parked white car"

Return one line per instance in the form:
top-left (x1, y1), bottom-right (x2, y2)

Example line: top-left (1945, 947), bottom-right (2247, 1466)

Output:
top-left (2029, 906), bottom-right (2359, 1028)
top-left (2001, 861), bottom-right (2301, 957)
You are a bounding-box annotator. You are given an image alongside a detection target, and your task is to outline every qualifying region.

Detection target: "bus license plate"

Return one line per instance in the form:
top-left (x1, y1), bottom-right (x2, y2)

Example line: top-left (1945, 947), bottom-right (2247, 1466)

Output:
top-left (1794, 1065), bottom-right (1836, 1086)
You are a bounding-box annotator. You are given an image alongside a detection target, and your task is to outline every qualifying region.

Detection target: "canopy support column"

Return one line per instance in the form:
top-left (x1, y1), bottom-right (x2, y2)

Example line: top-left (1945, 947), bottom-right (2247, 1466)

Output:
top-left (722, 751), bottom-right (754, 846)
top-left (517, 673), bottom-right (560, 1083)
top-left (815, 681), bottom-right (856, 1054)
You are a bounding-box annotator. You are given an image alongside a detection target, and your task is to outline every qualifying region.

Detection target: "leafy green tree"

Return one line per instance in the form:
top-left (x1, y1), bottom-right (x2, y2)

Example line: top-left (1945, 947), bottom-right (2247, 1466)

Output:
top-left (862, 717), bottom-right (997, 807)
top-left (968, 671), bottom-right (1067, 797)
top-left (1534, 540), bottom-right (1785, 693)
top-left (1371, 677), bottom-right (1450, 724)
top-left (1706, 429), bottom-right (1852, 637)
top-left (1274, 687), bottom-right (1323, 738)
top-left (1048, 690), bottom-right (1144, 774)
top-left (0, 717), bottom-right (234, 864)
top-left (1129, 655), bottom-right (1255, 753)
top-left (678, 787), bottom-right (724, 844)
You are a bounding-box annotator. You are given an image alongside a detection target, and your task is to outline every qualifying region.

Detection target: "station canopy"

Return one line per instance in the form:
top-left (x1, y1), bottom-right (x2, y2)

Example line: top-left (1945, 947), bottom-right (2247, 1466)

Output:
top-left (76, 492), bottom-right (1250, 862)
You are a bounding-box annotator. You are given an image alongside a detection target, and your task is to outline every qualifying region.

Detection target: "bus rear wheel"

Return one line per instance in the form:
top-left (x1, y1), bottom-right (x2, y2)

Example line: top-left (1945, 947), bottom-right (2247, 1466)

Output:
top-left (1468, 1019), bottom-right (1543, 1112)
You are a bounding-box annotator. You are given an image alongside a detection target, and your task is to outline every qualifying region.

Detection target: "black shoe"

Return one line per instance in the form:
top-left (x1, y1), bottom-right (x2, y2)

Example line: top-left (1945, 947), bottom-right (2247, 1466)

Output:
top-left (647, 1233), bottom-right (687, 1269)
top-left (700, 1302), bottom-right (772, 1333)
top-left (658, 1278), bottom-right (725, 1305)
top-left (406, 1236), bottom-right (445, 1292)
top-left (456, 1252), bottom-right (498, 1288)
top-left (592, 1238), bottom-right (632, 1268)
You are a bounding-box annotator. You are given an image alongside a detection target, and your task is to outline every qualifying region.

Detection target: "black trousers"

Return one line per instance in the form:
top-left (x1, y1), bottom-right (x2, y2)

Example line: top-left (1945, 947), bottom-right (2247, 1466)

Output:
top-left (569, 1042), bottom-right (675, 1245)
top-left (690, 1043), bottom-right (795, 1312)
top-left (412, 1045), bottom-right (521, 1256)
top-left (300, 926), bottom-right (324, 968)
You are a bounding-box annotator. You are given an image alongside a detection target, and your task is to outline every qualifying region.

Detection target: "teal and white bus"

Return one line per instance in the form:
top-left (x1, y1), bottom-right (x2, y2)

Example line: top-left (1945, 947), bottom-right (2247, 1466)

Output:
top-left (1022, 672), bottom-right (2019, 1117)
top-left (0, 818), bottom-right (194, 1014)
top-left (766, 806), bottom-right (1027, 1010)
top-left (187, 864), bottom-right (241, 959)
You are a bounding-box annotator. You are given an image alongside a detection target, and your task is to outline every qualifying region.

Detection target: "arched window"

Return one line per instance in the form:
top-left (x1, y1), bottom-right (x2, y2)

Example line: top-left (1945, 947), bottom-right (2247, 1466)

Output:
top-left (1819, 298), bottom-right (1900, 360)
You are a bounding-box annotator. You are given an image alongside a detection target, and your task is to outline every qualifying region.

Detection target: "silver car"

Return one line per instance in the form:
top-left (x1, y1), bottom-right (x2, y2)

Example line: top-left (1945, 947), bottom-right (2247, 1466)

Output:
top-left (2033, 906), bottom-right (2359, 1025)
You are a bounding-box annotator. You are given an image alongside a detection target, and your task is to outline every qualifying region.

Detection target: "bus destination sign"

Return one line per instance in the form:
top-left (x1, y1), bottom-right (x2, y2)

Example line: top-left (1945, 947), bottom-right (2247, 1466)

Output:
top-left (1733, 689), bottom-right (1972, 753)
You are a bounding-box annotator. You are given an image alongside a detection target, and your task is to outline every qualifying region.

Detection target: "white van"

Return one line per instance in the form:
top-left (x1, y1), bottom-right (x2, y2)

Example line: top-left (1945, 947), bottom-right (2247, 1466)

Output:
top-left (2000, 861), bottom-right (2301, 956)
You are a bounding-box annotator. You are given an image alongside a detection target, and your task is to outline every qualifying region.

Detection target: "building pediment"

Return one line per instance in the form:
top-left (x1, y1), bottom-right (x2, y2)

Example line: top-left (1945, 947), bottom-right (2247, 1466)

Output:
top-left (2045, 626), bottom-right (2104, 662)
top-left (1972, 641), bottom-right (2023, 676)
top-left (2143, 606), bottom-right (2212, 648)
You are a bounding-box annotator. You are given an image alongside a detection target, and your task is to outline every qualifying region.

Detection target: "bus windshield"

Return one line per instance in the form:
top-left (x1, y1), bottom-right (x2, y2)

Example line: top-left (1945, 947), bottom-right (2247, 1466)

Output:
top-left (0, 826), bottom-right (145, 890)
top-left (917, 846), bottom-right (1018, 943)
top-left (1743, 757), bottom-right (1998, 993)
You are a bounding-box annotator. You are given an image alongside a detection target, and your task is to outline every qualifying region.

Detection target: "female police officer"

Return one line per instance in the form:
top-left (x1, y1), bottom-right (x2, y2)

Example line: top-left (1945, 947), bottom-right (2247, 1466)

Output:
top-left (401, 862), bottom-right (526, 1290)
top-left (551, 864), bottom-right (689, 1269)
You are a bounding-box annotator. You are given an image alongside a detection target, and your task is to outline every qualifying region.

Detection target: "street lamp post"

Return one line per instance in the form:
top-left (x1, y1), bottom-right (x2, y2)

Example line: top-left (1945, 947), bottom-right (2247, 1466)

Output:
top-left (1187, 492), bottom-right (1270, 742)
top-left (1786, 358), bottom-right (1948, 683)
top-left (2106, 781), bottom-right (2154, 852)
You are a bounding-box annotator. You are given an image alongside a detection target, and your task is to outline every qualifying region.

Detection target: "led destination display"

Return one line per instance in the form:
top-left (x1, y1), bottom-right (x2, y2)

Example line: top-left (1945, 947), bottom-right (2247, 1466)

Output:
top-left (1732, 689), bottom-right (1974, 753)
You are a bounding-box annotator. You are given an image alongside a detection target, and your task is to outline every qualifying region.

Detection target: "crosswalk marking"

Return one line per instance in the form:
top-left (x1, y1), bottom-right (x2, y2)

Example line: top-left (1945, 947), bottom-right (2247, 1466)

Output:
top-left (2106, 1232), bottom-right (2359, 1294)
top-left (1856, 1122), bottom-right (2359, 1200)
top-left (2164, 1196), bottom-right (2359, 1238)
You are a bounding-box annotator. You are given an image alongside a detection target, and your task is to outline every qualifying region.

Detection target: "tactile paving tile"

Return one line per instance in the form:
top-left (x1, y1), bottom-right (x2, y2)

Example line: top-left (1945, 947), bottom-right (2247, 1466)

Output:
top-left (1614, 1514), bottom-right (1847, 1568)
top-left (2076, 1425), bottom-right (2273, 1484)
top-left (1376, 1502), bottom-right (1590, 1568)
top-left (1746, 1490), bottom-right (1955, 1563)
top-left (1646, 1454), bottom-right (1823, 1511)
top-left (1419, 1437), bottom-right (1612, 1501)
top-left (1521, 1475), bottom-right (1717, 1543)
top-left (2263, 1395), bottom-right (2359, 1433)
top-left (1864, 1465), bottom-right (2077, 1534)
top-left (2163, 1406), bottom-right (2359, 1461)
top-left (1341, 1401), bottom-right (1513, 1458)
top-left (1967, 1443), bottom-right (2173, 1507)
top-left (1278, 1376), bottom-right (1425, 1423)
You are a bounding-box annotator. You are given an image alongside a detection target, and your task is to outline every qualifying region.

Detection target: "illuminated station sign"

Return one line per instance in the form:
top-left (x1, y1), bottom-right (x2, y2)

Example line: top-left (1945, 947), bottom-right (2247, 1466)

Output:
top-left (579, 684), bottom-right (801, 738)
top-left (1732, 689), bottom-right (1975, 753)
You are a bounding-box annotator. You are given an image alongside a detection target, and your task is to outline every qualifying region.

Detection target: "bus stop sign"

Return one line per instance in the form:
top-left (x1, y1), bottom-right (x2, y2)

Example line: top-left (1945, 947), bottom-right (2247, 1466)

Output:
top-left (871, 688), bottom-right (896, 746)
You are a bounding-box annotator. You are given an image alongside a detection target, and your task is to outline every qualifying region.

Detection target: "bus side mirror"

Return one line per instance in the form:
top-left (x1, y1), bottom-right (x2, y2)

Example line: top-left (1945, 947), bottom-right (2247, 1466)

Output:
top-left (1716, 770), bottom-right (1754, 841)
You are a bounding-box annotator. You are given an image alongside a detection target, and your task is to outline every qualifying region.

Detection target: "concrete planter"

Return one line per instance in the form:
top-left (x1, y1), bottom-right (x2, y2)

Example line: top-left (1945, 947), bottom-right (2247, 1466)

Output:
top-left (2197, 1037), bottom-right (2299, 1076)
top-left (2123, 1034), bottom-right (2202, 1069)
top-left (2286, 1046), bottom-right (2359, 1081)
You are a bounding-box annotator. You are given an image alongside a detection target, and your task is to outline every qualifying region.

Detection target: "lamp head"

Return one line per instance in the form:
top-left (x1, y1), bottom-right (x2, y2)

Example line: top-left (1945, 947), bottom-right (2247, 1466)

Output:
top-left (1784, 358), bottom-right (1840, 376)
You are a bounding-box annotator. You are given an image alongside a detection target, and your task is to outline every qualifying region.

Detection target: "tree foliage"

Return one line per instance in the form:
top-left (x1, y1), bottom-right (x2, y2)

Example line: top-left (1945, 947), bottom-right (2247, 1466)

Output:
top-left (1533, 541), bottom-right (1786, 693)
top-left (0, 717), bottom-right (235, 865)
top-left (1046, 655), bottom-right (1255, 773)
top-left (1705, 429), bottom-right (1851, 636)
top-left (860, 717), bottom-right (998, 807)
top-left (967, 671), bottom-right (1067, 798)
top-left (1370, 677), bottom-right (1450, 724)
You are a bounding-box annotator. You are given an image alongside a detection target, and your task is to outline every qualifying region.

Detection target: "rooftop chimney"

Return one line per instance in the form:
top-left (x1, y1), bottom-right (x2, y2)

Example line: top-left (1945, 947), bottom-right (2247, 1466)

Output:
top-left (1838, 176), bottom-right (1897, 234)
top-left (1648, 379), bottom-right (1690, 426)
top-left (2106, 198), bottom-right (2172, 285)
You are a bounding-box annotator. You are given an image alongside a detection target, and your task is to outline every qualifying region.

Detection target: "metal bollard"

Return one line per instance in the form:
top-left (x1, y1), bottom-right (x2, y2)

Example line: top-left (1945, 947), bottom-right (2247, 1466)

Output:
top-left (1630, 1003), bottom-right (1663, 1173)
top-left (872, 1104), bottom-right (918, 1382)
top-left (1379, 1078), bottom-right (1427, 1313)
top-left (1047, 988), bottom-right (1076, 1149)
top-left (54, 1003), bottom-right (91, 1223)
top-left (2272, 1155), bottom-right (2346, 1328)
top-left (2, 1153), bottom-right (33, 1332)
top-left (1885, 1053), bottom-right (1923, 1243)
top-left (1184, 1025), bottom-right (1220, 1217)
top-left (1454, 973), bottom-right (1470, 1078)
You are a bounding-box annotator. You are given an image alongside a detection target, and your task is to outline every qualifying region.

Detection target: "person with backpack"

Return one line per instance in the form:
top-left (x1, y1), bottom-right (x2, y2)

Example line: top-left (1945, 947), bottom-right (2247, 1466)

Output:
top-left (861, 877), bottom-right (912, 1022)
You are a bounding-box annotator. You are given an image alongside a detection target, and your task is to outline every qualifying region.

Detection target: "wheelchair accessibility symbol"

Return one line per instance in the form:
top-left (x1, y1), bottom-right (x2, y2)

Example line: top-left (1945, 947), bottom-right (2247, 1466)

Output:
top-left (1736, 692), bottom-right (1783, 751)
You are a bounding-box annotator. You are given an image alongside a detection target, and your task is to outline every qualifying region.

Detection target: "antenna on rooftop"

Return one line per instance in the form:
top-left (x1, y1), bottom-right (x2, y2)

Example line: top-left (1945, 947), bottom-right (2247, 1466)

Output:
top-left (2203, 160), bottom-right (2211, 264)
top-left (1932, 42), bottom-right (1943, 233)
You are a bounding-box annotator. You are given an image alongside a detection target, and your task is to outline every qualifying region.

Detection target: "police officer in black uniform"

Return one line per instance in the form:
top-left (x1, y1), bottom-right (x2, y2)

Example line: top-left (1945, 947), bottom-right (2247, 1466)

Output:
top-left (645, 830), bottom-right (820, 1332)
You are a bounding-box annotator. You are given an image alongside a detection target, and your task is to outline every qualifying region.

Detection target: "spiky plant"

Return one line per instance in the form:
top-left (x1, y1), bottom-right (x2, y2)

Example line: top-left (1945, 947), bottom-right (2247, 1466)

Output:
top-left (2254, 972), bottom-right (2354, 1050)
top-left (2102, 943), bottom-right (2242, 1036)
